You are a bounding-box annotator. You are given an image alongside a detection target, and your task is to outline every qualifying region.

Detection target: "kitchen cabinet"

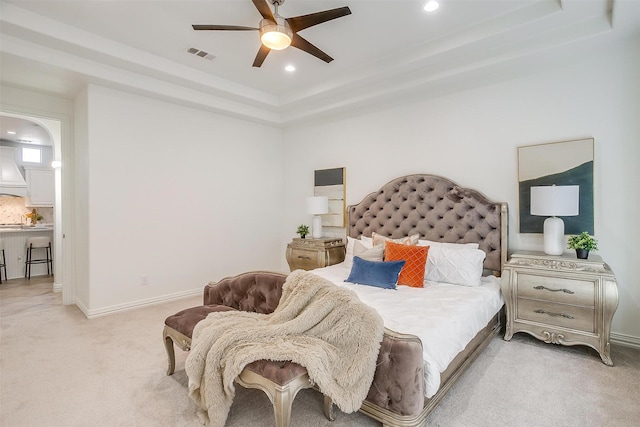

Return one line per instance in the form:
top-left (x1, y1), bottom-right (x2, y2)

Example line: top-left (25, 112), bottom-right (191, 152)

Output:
top-left (24, 167), bottom-right (55, 207)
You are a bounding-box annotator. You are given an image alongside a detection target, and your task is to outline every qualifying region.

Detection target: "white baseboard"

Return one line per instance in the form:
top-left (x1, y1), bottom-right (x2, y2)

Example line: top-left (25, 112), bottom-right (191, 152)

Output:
top-left (81, 288), bottom-right (202, 319)
top-left (74, 297), bottom-right (90, 317)
top-left (611, 332), bottom-right (640, 350)
top-left (53, 282), bottom-right (62, 293)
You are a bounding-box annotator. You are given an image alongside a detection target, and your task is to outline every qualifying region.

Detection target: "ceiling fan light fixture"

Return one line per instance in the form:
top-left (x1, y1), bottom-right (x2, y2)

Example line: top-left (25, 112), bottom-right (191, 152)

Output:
top-left (259, 18), bottom-right (293, 50)
top-left (423, 0), bottom-right (440, 12)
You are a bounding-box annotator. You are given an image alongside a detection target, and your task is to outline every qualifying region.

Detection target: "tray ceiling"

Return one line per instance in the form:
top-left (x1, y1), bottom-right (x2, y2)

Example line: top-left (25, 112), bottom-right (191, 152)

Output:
top-left (1, 0), bottom-right (638, 124)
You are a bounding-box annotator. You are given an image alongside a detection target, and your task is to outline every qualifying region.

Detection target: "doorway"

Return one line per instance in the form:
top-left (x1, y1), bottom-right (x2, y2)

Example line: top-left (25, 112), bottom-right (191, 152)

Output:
top-left (0, 110), bottom-right (70, 304)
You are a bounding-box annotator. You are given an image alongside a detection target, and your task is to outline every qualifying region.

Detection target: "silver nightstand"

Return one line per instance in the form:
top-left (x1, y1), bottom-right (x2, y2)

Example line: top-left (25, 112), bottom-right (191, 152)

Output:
top-left (285, 238), bottom-right (345, 271)
top-left (501, 251), bottom-right (619, 365)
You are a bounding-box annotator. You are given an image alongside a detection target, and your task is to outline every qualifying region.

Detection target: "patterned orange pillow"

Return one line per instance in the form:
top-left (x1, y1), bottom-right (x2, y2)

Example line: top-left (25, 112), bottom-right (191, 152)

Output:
top-left (384, 241), bottom-right (430, 288)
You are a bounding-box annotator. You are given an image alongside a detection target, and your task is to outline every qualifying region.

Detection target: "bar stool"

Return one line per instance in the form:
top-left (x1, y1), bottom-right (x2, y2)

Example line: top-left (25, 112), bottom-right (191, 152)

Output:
top-left (0, 239), bottom-right (6, 283)
top-left (25, 236), bottom-right (53, 279)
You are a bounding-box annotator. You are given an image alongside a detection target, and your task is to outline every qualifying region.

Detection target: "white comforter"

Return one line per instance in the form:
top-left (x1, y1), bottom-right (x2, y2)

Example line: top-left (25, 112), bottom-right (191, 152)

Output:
top-left (311, 262), bottom-right (504, 398)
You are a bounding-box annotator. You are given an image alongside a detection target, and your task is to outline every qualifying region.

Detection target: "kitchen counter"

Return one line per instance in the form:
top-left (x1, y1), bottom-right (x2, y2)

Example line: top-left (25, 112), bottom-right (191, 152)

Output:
top-left (0, 225), bottom-right (54, 233)
top-left (0, 227), bottom-right (54, 279)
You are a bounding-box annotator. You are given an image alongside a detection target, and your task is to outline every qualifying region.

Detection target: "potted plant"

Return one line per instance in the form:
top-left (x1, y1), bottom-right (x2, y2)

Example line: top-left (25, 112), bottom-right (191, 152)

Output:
top-left (296, 224), bottom-right (310, 239)
top-left (567, 232), bottom-right (598, 259)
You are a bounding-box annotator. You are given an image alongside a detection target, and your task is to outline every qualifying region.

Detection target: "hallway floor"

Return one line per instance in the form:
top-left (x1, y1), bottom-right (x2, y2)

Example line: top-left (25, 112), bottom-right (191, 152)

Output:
top-left (0, 275), bottom-right (58, 317)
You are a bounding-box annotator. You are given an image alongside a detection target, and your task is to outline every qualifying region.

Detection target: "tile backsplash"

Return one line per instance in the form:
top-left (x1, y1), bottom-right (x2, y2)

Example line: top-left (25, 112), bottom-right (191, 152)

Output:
top-left (0, 197), bottom-right (54, 224)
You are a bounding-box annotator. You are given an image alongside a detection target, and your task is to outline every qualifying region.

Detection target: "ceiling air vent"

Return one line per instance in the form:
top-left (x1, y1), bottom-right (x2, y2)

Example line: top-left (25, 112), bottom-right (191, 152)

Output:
top-left (186, 47), bottom-right (215, 60)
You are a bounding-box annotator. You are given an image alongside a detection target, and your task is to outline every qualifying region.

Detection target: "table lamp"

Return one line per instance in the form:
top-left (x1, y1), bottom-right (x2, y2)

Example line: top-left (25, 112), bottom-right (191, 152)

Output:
top-left (306, 196), bottom-right (328, 239)
top-left (530, 185), bottom-right (579, 255)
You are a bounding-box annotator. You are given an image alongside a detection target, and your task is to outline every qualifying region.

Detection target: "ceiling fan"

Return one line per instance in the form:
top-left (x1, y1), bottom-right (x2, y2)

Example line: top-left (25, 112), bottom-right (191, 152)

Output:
top-left (192, 0), bottom-right (352, 67)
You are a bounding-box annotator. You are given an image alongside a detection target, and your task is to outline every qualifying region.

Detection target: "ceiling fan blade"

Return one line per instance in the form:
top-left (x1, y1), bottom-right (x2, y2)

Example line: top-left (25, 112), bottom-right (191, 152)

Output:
top-left (252, 45), bottom-right (271, 67)
top-left (286, 7), bottom-right (351, 32)
top-left (252, 0), bottom-right (275, 22)
top-left (290, 34), bottom-right (333, 63)
top-left (192, 25), bottom-right (258, 31)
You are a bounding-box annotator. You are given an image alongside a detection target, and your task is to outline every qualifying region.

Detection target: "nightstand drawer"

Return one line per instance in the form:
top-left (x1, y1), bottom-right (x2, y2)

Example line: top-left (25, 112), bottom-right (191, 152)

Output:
top-left (517, 298), bottom-right (595, 333)
top-left (517, 274), bottom-right (594, 307)
top-left (287, 248), bottom-right (321, 270)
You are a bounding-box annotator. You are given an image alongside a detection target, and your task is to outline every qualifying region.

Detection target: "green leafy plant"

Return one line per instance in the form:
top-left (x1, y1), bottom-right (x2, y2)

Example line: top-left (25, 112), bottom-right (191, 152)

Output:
top-left (296, 224), bottom-right (310, 238)
top-left (567, 232), bottom-right (598, 251)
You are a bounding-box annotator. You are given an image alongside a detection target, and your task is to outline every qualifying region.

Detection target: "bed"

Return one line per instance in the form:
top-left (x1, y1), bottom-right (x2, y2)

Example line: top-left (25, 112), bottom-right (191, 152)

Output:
top-left (312, 173), bottom-right (508, 427)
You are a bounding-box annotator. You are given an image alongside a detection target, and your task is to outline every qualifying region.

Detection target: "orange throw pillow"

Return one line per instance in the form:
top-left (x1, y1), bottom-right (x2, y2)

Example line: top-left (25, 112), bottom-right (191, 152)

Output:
top-left (384, 241), bottom-right (429, 288)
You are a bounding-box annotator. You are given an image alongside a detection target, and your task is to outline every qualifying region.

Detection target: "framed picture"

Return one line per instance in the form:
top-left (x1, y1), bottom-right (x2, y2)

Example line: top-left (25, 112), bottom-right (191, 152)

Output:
top-left (518, 138), bottom-right (594, 234)
top-left (314, 167), bottom-right (346, 227)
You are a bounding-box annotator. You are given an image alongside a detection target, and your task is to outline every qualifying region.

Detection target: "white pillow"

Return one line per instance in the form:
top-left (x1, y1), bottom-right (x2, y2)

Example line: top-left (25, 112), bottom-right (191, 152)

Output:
top-left (344, 236), bottom-right (374, 268)
top-left (418, 239), bottom-right (479, 249)
top-left (353, 240), bottom-right (384, 262)
top-left (424, 246), bottom-right (486, 287)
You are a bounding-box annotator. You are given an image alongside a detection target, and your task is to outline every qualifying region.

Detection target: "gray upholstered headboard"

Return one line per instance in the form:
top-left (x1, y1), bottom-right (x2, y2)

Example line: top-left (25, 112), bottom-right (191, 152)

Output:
top-left (347, 174), bottom-right (508, 274)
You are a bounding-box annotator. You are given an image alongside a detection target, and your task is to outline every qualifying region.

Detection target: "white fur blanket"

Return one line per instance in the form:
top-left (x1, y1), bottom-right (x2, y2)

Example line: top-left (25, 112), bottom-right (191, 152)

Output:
top-left (185, 270), bottom-right (384, 426)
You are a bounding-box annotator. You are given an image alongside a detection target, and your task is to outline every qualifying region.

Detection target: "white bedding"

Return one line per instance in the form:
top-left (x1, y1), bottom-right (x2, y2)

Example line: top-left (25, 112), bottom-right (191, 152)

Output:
top-left (311, 262), bottom-right (504, 398)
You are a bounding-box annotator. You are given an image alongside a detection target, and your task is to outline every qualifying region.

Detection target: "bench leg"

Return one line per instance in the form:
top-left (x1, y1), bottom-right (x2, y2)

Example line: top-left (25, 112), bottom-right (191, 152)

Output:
top-left (323, 395), bottom-right (336, 421)
top-left (164, 334), bottom-right (176, 376)
top-left (272, 386), bottom-right (295, 427)
top-left (163, 325), bottom-right (192, 376)
top-left (237, 367), bottom-right (313, 427)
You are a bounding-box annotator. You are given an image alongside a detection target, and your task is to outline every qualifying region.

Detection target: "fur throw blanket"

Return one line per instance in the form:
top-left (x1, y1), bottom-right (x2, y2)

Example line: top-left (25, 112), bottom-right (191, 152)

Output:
top-left (185, 270), bottom-right (384, 426)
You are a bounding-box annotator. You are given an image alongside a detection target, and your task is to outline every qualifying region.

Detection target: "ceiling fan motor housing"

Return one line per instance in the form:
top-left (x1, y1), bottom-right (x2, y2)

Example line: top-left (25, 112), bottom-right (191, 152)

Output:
top-left (259, 16), bottom-right (293, 50)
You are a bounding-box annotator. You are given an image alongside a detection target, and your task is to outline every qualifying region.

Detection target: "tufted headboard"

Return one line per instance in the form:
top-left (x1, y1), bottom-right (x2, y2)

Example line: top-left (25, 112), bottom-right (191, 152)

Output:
top-left (348, 174), bottom-right (508, 274)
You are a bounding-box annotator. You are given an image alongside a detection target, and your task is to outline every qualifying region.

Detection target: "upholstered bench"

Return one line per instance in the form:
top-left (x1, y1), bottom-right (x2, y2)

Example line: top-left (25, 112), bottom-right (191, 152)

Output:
top-left (163, 271), bottom-right (314, 427)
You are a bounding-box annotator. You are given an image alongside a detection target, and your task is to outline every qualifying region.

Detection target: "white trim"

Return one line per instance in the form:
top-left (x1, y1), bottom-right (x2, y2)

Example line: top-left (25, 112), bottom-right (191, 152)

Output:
top-left (611, 332), bottom-right (640, 350)
top-left (83, 288), bottom-right (202, 319)
top-left (74, 296), bottom-right (89, 317)
top-left (53, 282), bottom-right (62, 293)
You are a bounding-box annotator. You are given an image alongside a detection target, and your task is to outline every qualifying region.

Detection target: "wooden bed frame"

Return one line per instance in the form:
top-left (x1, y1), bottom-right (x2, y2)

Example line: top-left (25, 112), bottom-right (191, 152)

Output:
top-left (324, 174), bottom-right (508, 427)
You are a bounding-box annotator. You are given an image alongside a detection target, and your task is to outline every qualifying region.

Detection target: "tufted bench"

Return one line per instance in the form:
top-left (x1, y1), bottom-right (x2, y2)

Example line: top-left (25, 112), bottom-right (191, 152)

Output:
top-left (163, 271), bottom-right (314, 427)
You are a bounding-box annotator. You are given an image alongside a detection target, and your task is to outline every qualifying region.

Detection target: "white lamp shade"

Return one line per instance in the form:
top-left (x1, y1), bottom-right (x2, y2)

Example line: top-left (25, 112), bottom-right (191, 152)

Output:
top-left (306, 196), bottom-right (329, 215)
top-left (530, 185), bottom-right (579, 217)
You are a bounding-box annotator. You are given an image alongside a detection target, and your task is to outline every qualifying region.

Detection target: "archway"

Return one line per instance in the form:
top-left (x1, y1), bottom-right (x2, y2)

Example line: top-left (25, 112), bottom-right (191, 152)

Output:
top-left (0, 111), bottom-right (69, 304)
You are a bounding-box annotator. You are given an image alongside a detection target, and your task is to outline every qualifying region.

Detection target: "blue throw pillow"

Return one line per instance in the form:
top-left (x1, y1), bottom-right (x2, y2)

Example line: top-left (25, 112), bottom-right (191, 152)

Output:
top-left (345, 256), bottom-right (406, 289)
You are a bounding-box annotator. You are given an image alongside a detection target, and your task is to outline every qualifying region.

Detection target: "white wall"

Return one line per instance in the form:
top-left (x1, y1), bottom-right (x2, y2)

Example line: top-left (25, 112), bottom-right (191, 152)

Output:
top-left (80, 85), bottom-right (284, 316)
top-left (0, 85), bottom-right (74, 116)
top-left (74, 88), bottom-right (90, 308)
top-left (282, 40), bottom-right (640, 341)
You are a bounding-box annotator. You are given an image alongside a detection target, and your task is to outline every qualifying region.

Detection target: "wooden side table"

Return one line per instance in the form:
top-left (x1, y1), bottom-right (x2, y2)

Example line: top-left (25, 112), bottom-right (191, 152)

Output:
top-left (501, 251), bottom-right (619, 365)
top-left (286, 238), bottom-right (345, 271)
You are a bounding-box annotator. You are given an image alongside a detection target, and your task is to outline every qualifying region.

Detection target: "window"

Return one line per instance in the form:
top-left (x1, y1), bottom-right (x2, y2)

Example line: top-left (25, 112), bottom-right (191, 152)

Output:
top-left (22, 147), bottom-right (42, 163)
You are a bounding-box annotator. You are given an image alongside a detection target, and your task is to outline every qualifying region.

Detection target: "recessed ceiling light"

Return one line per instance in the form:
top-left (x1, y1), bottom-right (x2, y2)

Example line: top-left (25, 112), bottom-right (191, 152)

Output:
top-left (7, 131), bottom-right (16, 135)
top-left (423, 1), bottom-right (439, 12)
top-left (285, 65), bottom-right (296, 72)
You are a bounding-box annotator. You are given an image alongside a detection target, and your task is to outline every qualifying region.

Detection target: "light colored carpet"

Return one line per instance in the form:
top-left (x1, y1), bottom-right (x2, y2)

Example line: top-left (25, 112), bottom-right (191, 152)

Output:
top-left (1, 278), bottom-right (638, 427)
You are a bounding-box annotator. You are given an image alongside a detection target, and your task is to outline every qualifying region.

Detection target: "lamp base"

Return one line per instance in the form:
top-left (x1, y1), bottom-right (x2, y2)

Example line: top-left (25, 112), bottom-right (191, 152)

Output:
top-left (543, 216), bottom-right (565, 256)
top-left (312, 215), bottom-right (323, 239)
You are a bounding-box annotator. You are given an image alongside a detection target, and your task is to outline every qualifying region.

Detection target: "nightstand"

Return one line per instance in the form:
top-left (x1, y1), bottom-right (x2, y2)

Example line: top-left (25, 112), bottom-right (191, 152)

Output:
top-left (286, 238), bottom-right (345, 271)
top-left (501, 251), bottom-right (618, 365)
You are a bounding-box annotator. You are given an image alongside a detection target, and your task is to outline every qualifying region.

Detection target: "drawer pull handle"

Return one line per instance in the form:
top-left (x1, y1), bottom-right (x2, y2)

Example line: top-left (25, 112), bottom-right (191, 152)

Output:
top-left (534, 309), bottom-right (574, 319)
top-left (533, 285), bottom-right (574, 294)
top-left (297, 256), bottom-right (311, 260)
